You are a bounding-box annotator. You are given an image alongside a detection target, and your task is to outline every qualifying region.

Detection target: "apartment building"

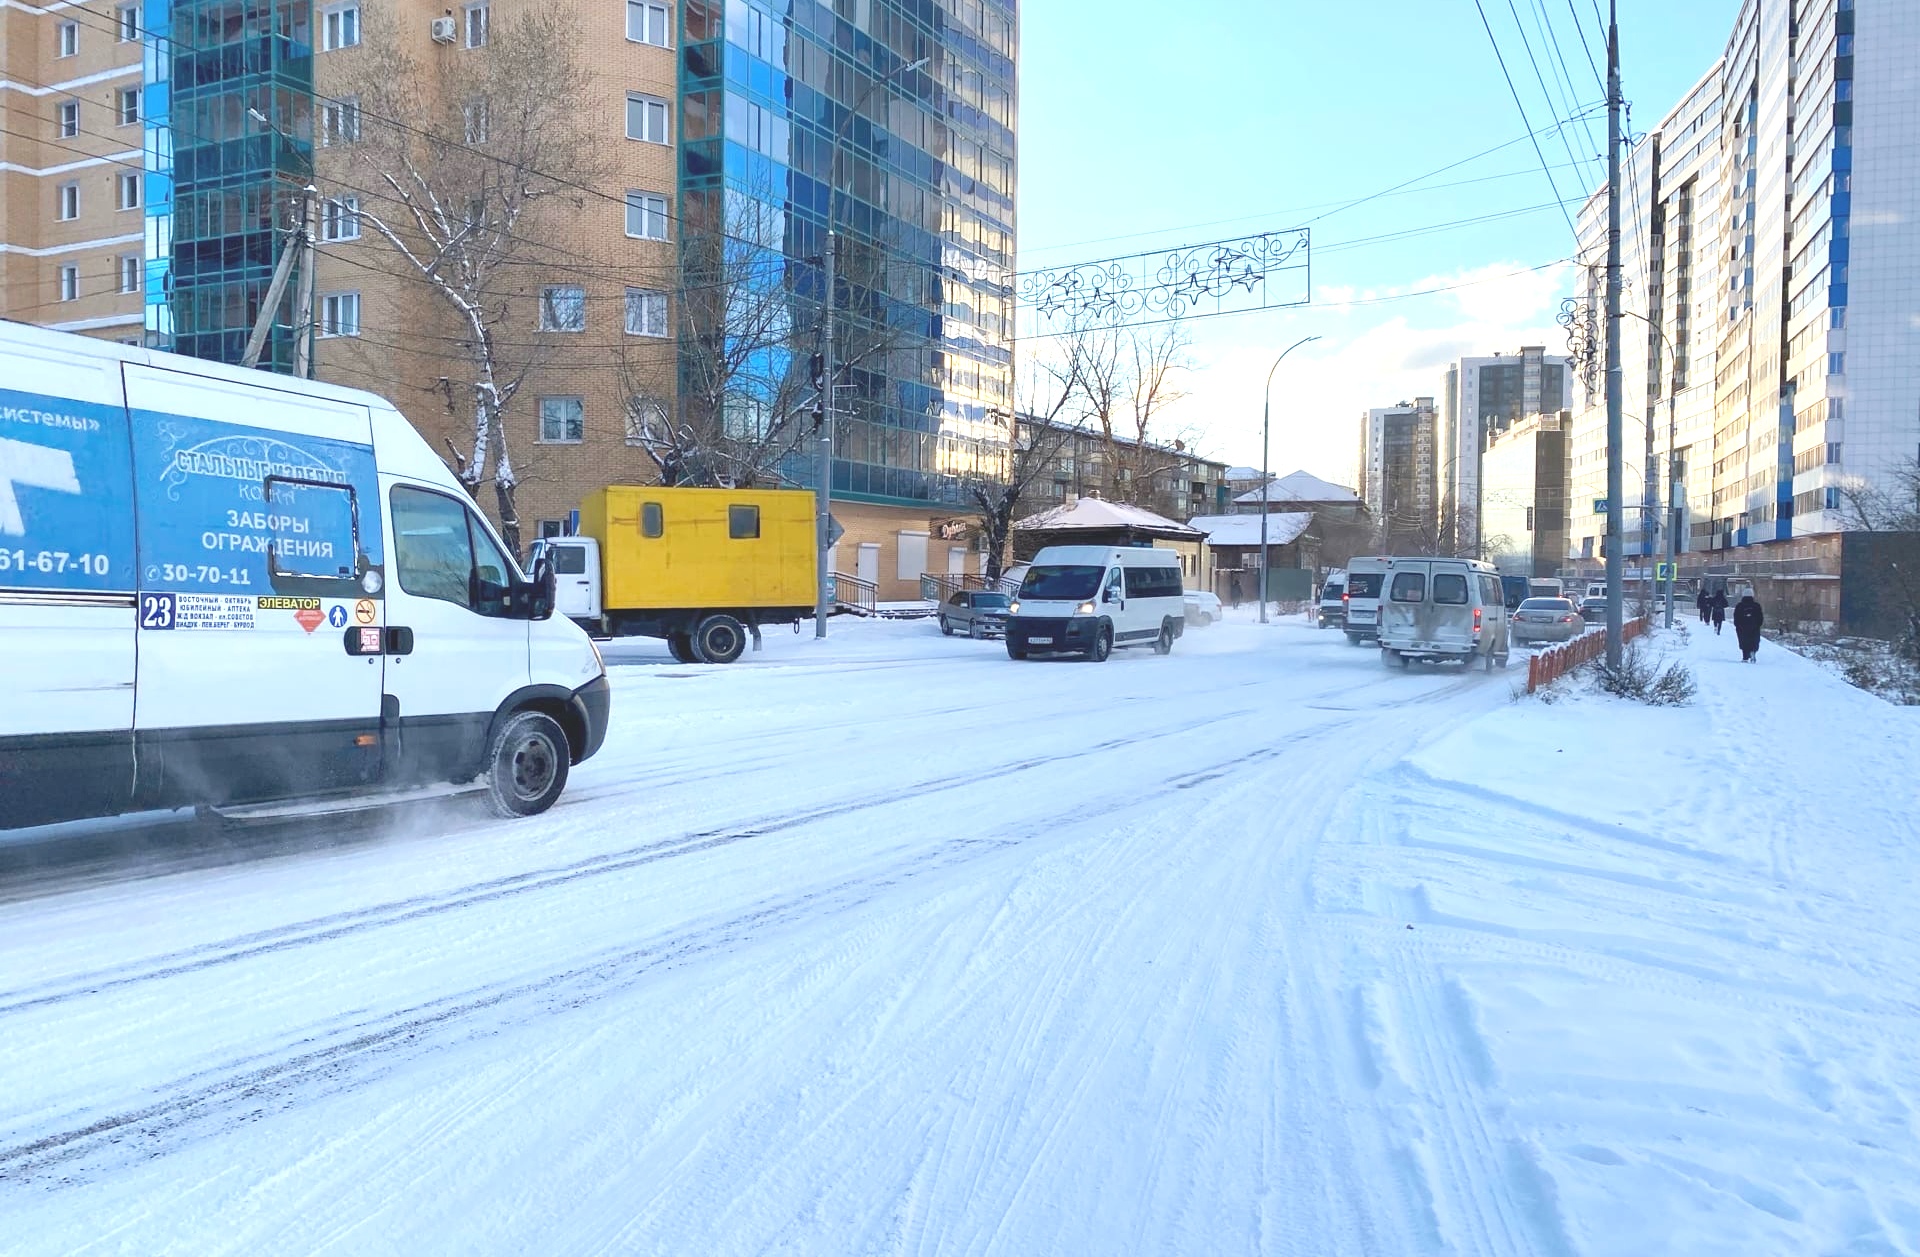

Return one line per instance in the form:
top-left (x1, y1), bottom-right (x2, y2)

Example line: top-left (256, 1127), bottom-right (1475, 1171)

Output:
top-left (1480, 410), bottom-right (1571, 579)
top-left (1440, 346), bottom-right (1571, 554)
top-left (1019, 416), bottom-right (1228, 523)
top-left (4, 0), bottom-right (1019, 598)
top-left (0, 0), bottom-right (148, 343)
top-left (1570, 0), bottom-right (1917, 621)
top-left (1358, 397), bottom-right (1439, 552)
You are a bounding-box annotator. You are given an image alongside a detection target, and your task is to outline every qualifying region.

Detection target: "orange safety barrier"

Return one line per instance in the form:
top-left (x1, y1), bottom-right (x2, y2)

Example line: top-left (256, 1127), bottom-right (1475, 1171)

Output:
top-left (1525, 615), bottom-right (1651, 693)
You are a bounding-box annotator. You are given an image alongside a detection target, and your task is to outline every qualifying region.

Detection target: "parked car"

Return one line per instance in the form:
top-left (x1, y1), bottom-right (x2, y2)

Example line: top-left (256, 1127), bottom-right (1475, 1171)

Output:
top-left (1579, 595), bottom-right (1609, 623)
top-left (1376, 556), bottom-right (1511, 670)
top-left (1006, 545), bottom-right (1185, 662)
top-left (939, 589), bottom-right (1012, 638)
top-left (1183, 589), bottom-right (1223, 627)
top-left (1317, 575), bottom-right (1347, 628)
top-left (1509, 597), bottom-right (1583, 645)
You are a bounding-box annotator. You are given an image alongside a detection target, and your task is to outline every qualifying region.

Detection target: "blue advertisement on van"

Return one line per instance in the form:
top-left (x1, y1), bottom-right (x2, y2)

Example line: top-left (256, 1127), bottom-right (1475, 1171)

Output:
top-left (0, 387), bottom-right (138, 594)
top-left (130, 411), bottom-right (385, 596)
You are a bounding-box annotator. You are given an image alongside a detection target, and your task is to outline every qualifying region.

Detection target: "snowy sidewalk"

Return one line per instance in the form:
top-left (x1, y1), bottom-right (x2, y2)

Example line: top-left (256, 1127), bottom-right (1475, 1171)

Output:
top-left (1314, 620), bottom-right (1920, 1254)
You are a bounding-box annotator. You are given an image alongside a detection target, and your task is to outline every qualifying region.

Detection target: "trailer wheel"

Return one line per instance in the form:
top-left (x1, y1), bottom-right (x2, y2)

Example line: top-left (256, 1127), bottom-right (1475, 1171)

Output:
top-left (667, 633), bottom-right (696, 663)
top-left (485, 710), bottom-right (570, 818)
top-left (692, 614), bottom-right (747, 664)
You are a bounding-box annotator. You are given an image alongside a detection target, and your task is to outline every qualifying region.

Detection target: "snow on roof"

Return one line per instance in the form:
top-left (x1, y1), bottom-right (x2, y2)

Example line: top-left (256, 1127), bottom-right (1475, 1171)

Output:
top-left (1223, 465), bottom-right (1266, 482)
top-left (1186, 512), bottom-right (1314, 547)
top-left (1013, 497), bottom-right (1203, 538)
top-left (1232, 470), bottom-right (1361, 505)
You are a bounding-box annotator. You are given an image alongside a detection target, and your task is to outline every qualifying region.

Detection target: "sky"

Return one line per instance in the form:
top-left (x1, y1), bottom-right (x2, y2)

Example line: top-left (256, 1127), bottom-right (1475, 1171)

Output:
top-left (1016, 0), bottom-right (1740, 489)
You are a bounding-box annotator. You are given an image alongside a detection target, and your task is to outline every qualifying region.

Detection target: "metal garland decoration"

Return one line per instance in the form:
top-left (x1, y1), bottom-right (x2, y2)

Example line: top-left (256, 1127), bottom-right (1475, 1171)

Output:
top-left (1558, 293), bottom-right (1601, 397)
top-left (1018, 229), bottom-right (1310, 333)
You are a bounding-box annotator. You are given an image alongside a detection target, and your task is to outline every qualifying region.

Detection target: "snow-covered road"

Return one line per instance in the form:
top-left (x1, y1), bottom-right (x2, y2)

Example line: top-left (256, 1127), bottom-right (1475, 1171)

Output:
top-left (3, 615), bottom-right (1916, 1254)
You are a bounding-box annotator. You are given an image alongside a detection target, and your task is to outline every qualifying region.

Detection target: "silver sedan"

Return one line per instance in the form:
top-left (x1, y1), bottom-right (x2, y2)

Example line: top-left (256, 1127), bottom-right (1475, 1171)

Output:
top-left (1509, 597), bottom-right (1584, 645)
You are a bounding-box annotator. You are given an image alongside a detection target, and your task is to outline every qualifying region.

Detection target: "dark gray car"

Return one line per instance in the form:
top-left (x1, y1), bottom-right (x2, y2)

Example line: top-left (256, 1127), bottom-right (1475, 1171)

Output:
top-left (939, 589), bottom-right (1012, 638)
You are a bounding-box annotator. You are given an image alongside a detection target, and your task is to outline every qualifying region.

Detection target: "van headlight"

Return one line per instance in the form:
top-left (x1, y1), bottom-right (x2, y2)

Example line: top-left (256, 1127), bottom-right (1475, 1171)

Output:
top-left (1076, 601), bottom-right (1095, 615)
top-left (1009, 600), bottom-right (1021, 615)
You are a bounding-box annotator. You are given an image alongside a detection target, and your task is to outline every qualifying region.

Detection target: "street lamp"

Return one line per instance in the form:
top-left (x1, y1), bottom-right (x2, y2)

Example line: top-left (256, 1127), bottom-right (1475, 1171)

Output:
top-left (813, 53), bottom-right (930, 639)
top-left (1258, 334), bottom-right (1321, 623)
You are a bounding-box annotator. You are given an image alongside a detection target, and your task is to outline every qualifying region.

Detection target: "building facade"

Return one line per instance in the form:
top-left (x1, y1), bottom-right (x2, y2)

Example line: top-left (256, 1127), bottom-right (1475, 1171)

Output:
top-left (1358, 397), bottom-right (1439, 552)
top-left (4, 0), bottom-right (1018, 601)
top-left (1018, 417), bottom-right (1228, 523)
top-left (0, 0), bottom-right (147, 343)
top-left (1441, 346), bottom-right (1571, 555)
top-left (1570, 0), bottom-right (1917, 620)
top-left (1479, 410), bottom-right (1571, 578)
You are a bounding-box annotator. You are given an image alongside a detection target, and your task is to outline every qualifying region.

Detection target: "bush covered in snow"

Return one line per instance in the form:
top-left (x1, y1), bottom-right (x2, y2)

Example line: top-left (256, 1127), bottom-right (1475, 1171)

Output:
top-left (1593, 642), bottom-right (1697, 706)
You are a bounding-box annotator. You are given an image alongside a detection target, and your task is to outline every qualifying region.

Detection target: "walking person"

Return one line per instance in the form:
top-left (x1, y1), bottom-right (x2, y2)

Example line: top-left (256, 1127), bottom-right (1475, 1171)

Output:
top-left (1733, 594), bottom-right (1765, 662)
top-left (1229, 572), bottom-right (1244, 609)
top-left (1711, 589), bottom-right (1728, 635)
top-left (1696, 587), bottom-right (1711, 624)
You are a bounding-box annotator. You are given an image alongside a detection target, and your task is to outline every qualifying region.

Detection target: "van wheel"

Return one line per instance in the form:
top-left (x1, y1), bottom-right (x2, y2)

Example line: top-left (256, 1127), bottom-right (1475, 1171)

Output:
top-left (692, 614), bottom-right (747, 664)
top-left (1483, 648), bottom-right (1496, 673)
top-left (1006, 638), bottom-right (1027, 660)
top-left (1153, 621), bottom-right (1174, 655)
top-left (485, 710), bottom-right (570, 818)
top-left (1346, 632), bottom-right (1363, 646)
top-left (1086, 624), bottom-right (1113, 663)
top-left (1496, 652), bottom-right (1511, 669)
top-left (667, 632), bottom-right (696, 663)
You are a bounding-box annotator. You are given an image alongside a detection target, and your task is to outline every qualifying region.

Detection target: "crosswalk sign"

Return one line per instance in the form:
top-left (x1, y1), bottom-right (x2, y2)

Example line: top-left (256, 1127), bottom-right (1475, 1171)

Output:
top-left (1655, 562), bottom-right (1676, 581)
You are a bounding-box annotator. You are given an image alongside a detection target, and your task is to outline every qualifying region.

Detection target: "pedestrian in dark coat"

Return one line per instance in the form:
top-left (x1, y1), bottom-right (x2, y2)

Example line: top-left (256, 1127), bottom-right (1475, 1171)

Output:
top-left (1711, 589), bottom-right (1728, 634)
top-left (1733, 594), bottom-right (1765, 661)
top-left (1229, 573), bottom-right (1244, 608)
top-left (1696, 588), bottom-right (1711, 623)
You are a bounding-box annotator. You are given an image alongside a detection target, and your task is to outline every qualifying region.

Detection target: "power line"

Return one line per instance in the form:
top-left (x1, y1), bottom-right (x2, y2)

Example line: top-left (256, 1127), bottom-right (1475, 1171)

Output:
top-left (1471, 0), bottom-right (1582, 237)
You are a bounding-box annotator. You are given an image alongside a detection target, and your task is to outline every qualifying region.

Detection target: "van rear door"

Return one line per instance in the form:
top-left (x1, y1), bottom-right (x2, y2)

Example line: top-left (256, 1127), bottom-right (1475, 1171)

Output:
top-left (1425, 567), bottom-right (1477, 651)
top-left (121, 364), bottom-right (387, 807)
top-left (0, 337), bottom-right (137, 826)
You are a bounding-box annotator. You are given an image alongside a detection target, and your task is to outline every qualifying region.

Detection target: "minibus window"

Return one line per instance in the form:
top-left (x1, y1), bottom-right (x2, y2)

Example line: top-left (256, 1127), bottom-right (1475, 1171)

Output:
top-left (391, 487), bottom-right (473, 606)
top-left (1019, 565), bottom-right (1104, 600)
top-left (1390, 572), bottom-right (1426, 602)
top-left (264, 475), bottom-right (359, 582)
top-left (1432, 573), bottom-right (1469, 605)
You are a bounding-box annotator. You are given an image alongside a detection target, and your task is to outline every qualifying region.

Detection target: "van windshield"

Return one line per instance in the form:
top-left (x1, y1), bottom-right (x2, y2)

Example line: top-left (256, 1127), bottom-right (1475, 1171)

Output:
top-left (1346, 573), bottom-right (1383, 599)
top-left (1020, 565), bottom-right (1104, 600)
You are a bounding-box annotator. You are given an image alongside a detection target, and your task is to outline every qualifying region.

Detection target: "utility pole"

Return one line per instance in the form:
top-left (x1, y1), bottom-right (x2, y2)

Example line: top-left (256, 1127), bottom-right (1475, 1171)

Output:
top-left (240, 195), bottom-right (302, 370)
top-left (1663, 388), bottom-right (1678, 627)
top-left (1258, 334), bottom-right (1319, 624)
top-left (1604, 0), bottom-right (1625, 666)
top-left (813, 227), bottom-right (836, 639)
top-left (291, 183), bottom-right (317, 379)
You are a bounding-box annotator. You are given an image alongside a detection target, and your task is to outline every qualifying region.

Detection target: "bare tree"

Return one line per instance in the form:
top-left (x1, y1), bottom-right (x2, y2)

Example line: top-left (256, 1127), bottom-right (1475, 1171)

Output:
top-left (1837, 458), bottom-right (1920, 655)
top-left (966, 331), bottom-right (1097, 580)
top-left (1078, 324), bottom-right (1194, 508)
top-left (331, 7), bottom-right (609, 551)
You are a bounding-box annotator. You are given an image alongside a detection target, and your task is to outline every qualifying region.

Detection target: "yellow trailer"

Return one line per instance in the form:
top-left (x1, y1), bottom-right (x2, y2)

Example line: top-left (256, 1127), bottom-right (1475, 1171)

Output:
top-left (529, 486), bottom-right (818, 663)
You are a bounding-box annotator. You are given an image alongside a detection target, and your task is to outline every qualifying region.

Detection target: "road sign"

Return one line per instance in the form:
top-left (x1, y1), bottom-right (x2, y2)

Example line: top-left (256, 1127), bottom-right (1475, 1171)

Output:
top-left (826, 513), bottom-right (845, 548)
top-left (1593, 498), bottom-right (1609, 514)
top-left (1655, 562), bottom-right (1676, 581)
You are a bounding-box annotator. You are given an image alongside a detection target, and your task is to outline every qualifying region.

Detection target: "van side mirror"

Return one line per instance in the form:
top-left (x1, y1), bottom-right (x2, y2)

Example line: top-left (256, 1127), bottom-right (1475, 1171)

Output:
top-left (524, 555), bottom-right (556, 621)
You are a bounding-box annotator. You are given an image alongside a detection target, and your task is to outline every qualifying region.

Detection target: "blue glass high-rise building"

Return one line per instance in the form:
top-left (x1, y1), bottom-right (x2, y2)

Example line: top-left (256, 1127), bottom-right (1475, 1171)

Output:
top-left (680, 0), bottom-right (1017, 520)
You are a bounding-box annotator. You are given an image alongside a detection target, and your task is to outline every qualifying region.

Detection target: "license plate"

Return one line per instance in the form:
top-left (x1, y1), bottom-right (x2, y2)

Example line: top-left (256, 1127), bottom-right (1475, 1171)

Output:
top-left (1029, 636), bottom-right (1054, 645)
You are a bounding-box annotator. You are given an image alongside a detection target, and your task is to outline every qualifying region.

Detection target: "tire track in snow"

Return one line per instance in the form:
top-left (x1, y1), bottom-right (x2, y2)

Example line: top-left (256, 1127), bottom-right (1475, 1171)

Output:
top-left (0, 721), bottom-right (1359, 1183)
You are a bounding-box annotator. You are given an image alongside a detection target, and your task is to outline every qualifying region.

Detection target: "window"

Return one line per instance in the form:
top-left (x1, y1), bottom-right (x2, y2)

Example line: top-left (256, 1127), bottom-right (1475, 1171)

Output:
top-left (57, 20), bottom-right (77, 56)
top-left (321, 3), bottom-right (359, 49)
top-left (549, 544), bottom-right (588, 574)
top-left (462, 99), bottom-right (489, 145)
top-left (118, 254), bottom-right (141, 294)
top-left (390, 485), bottom-right (518, 617)
top-left (116, 88), bottom-right (140, 126)
top-left (624, 191), bottom-right (667, 240)
top-left (1478, 575), bottom-right (1501, 607)
top-left (321, 195), bottom-right (360, 241)
top-left (57, 101), bottom-right (78, 139)
top-left (58, 265), bottom-right (79, 302)
top-left (624, 287), bottom-right (667, 336)
top-left (463, 2), bottom-right (489, 48)
top-left (116, 171), bottom-right (140, 210)
top-left (539, 396), bottom-right (585, 443)
top-left (264, 476), bottom-right (361, 581)
top-left (57, 182), bottom-right (78, 221)
top-left (627, 0), bottom-right (669, 46)
top-left (319, 291), bottom-right (361, 337)
top-left (626, 93), bottom-right (670, 144)
top-left (728, 505), bottom-right (761, 539)
top-left (117, 3), bottom-right (139, 40)
top-left (321, 97), bottom-right (361, 146)
top-left (1390, 571), bottom-right (1427, 602)
top-left (625, 396), bottom-right (666, 446)
top-left (1122, 565), bottom-right (1182, 599)
top-left (539, 284), bottom-right (585, 332)
top-left (641, 502), bottom-right (663, 538)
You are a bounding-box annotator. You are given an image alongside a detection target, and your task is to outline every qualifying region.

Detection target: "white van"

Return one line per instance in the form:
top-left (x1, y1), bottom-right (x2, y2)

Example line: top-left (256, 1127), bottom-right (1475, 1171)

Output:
top-left (1341, 556), bottom-right (1392, 645)
top-left (1376, 556), bottom-right (1511, 670)
top-left (1006, 545), bottom-right (1185, 661)
top-left (0, 323), bottom-right (608, 830)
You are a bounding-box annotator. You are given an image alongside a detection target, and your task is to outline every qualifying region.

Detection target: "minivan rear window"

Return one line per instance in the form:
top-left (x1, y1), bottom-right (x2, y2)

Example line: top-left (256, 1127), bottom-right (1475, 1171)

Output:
top-left (1346, 573), bottom-right (1383, 599)
top-left (1433, 573), bottom-right (1469, 605)
top-left (1389, 572), bottom-right (1426, 602)
top-left (1020, 565), bottom-right (1104, 600)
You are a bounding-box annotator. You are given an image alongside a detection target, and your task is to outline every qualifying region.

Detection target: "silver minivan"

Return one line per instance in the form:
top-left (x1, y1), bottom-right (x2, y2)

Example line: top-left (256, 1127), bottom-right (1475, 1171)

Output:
top-left (1377, 557), bottom-right (1511, 670)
